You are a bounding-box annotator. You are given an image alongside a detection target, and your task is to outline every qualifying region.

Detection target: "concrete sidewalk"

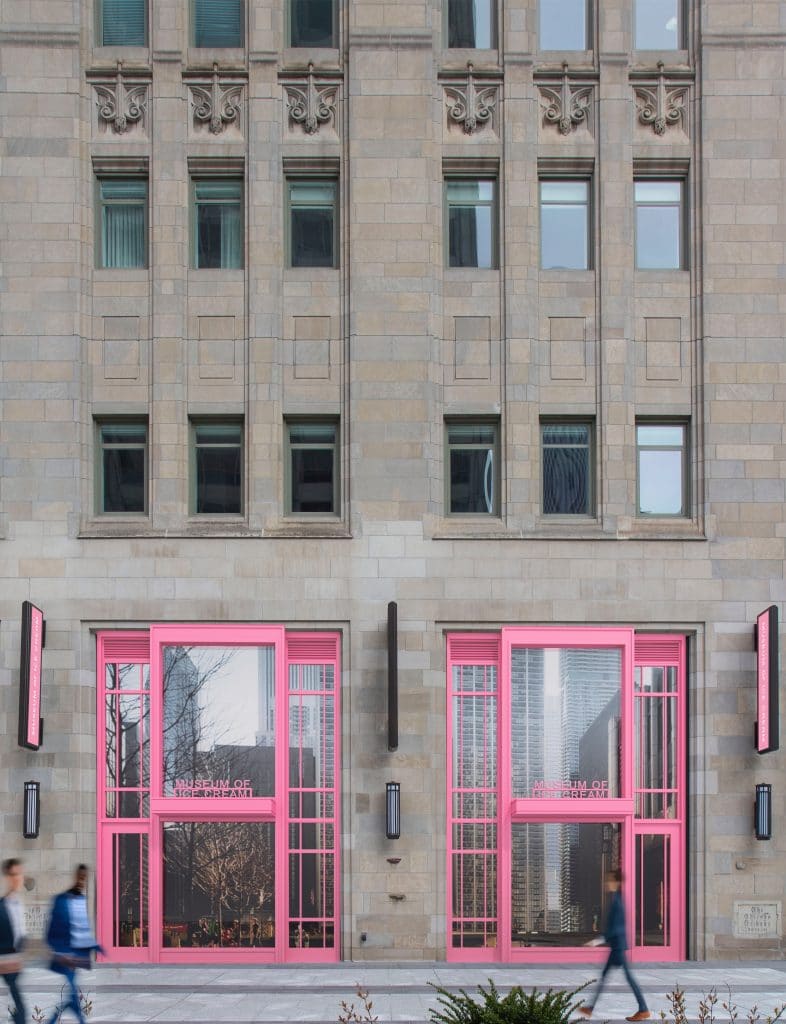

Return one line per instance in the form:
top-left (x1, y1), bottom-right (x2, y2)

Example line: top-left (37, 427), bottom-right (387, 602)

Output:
top-left (10, 961), bottom-right (786, 1024)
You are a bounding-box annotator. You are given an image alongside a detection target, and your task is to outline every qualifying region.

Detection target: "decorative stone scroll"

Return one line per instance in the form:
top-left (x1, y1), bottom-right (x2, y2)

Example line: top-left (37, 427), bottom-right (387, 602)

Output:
top-left (188, 63), bottom-right (243, 135)
top-left (444, 63), bottom-right (498, 135)
top-left (94, 61), bottom-right (148, 135)
top-left (634, 62), bottom-right (688, 135)
top-left (283, 63), bottom-right (339, 135)
top-left (538, 63), bottom-right (593, 136)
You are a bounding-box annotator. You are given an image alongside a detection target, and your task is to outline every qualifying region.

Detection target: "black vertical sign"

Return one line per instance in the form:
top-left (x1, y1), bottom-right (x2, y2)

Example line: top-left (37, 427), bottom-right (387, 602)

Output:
top-left (18, 601), bottom-right (45, 750)
top-left (755, 605), bottom-right (779, 754)
top-left (387, 601), bottom-right (398, 751)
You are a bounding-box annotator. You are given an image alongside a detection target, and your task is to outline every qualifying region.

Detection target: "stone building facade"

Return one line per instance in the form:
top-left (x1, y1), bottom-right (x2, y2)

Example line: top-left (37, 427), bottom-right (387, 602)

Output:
top-left (0, 0), bottom-right (784, 963)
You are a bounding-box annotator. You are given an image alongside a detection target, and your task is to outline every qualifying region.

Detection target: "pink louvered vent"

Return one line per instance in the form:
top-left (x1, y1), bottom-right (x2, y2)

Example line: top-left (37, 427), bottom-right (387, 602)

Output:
top-left (635, 634), bottom-right (683, 664)
top-left (100, 632), bottom-right (150, 662)
top-left (286, 633), bottom-right (339, 662)
top-left (449, 635), bottom-right (501, 663)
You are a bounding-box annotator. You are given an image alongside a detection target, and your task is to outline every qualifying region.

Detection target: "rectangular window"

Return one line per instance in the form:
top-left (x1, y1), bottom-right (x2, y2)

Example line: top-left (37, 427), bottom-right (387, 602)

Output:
top-left (539, 0), bottom-right (588, 50)
top-left (635, 0), bottom-right (681, 49)
top-left (447, 0), bottom-right (495, 48)
top-left (193, 179), bottom-right (243, 269)
top-left (98, 421), bottom-right (148, 514)
top-left (290, 0), bottom-right (335, 47)
top-left (97, 179), bottom-right (147, 269)
top-left (637, 422), bottom-right (688, 516)
top-left (288, 180), bottom-right (338, 268)
top-left (541, 421), bottom-right (593, 515)
top-left (540, 180), bottom-right (590, 270)
top-left (191, 420), bottom-right (243, 514)
top-left (286, 421), bottom-right (339, 515)
top-left (100, 0), bottom-right (147, 45)
top-left (192, 0), bottom-right (244, 47)
top-left (446, 179), bottom-right (496, 269)
top-left (635, 179), bottom-right (684, 269)
top-left (446, 421), bottom-right (499, 516)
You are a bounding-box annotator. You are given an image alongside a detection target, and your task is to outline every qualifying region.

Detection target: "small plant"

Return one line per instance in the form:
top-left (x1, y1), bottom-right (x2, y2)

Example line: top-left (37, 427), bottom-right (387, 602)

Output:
top-left (428, 979), bottom-right (590, 1024)
top-left (659, 987), bottom-right (785, 1024)
top-left (338, 983), bottom-right (379, 1024)
top-left (31, 1007), bottom-right (47, 1024)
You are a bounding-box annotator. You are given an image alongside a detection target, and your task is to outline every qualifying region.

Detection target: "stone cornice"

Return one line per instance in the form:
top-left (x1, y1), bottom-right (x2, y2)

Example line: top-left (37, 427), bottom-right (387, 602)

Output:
top-left (1, 25), bottom-right (79, 46)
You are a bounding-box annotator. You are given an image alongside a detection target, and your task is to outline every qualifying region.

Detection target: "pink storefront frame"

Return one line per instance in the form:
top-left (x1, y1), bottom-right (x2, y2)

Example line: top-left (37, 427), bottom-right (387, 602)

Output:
top-left (447, 628), bottom-right (686, 963)
top-left (96, 626), bottom-right (341, 964)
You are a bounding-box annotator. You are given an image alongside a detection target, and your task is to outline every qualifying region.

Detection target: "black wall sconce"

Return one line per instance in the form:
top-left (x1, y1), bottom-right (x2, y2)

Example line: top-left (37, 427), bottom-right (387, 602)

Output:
top-left (386, 781), bottom-right (401, 840)
top-left (755, 783), bottom-right (772, 841)
top-left (23, 780), bottom-right (40, 839)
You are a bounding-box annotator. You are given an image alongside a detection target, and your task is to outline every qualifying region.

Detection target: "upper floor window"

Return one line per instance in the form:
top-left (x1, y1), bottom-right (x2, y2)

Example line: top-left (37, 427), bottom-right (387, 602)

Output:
top-left (290, 0), bottom-right (336, 47)
top-left (542, 421), bottom-right (593, 515)
top-left (634, 179), bottom-right (685, 269)
top-left (192, 0), bottom-right (244, 48)
top-left (285, 420), bottom-right (339, 515)
top-left (540, 180), bottom-right (590, 270)
top-left (637, 422), bottom-right (688, 516)
top-left (447, 0), bottom-right (496, 48)
top-left (97, 178), bottom-right (147, 269)
top-left (446, 420), bottom-right (499, 516)
top-left (539, 0), bottom-right (589, 50)
top-left (634, 0), bottom-right (681, 49)
top-left (191, 420), bottom-right (243, 515)
top-left (288, 180), bottom-right (338, 268)
top-left (193, 179), bottom-right (243, 269)
top-left (99, 0), bottom-right (147, 46)
top-left (446, 178), bottom-right (497, 269)
top-left (97, 421), bottom-right (148, 514)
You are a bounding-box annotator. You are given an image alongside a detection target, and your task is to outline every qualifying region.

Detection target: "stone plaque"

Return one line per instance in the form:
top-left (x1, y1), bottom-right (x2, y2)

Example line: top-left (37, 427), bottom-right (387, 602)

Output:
top-left (23, 901), bottom-right (48, 940)
top-left (732, 900), bottom-right (781, 939)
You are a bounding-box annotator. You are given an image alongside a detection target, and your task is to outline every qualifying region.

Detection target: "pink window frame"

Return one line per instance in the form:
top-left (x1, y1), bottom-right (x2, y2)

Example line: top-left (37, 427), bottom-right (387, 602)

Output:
top-left (96, 627), bottom-right (341, 965)
top-left (447, 628), bottom-right (686, 963)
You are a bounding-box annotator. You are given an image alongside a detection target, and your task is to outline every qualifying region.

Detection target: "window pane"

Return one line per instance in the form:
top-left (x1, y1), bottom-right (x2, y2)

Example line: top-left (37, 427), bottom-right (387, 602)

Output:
top-left (289, 423), bottom-right (336, 445)
top-left (290, 0), bottom-right (335, 47)
top-left (541, 202), bottom-right (588, 270)
top-left (291, 449), bottom-right (335, 513)
top-left (542, 425), bottom-right (591, 515)
top-left (193, 0), bottom-right (243, 47)
top-left (635, 181), bottom-right (681, 204)
top-left (449, 205), bottom-right (493, 268)
top-left (195, 444), bottom-right (241, 514)
top-left (539, 0), bottom-right (587, 50)
top-left (637, 424), bottom-right (684, 448)
top-left (103, 448), bottom-right (146, 513)
top-left (542, 181), bottom-right (588, 203)
top-left (448, 181), bottom-right (494, 204)
top-left (162, 646), bottom-right (276, 797)
top-left (639, 449), bottom-right (684, 515)
top-left (195, 423), bottom-right (242, 446)
top-left (163, 822), bottom-right (275, 948)
top-left (511, 822), bottom-right (620, 946)
top-left (290, 183), bottom-right (335, 205)
top-left (511, 647), bottom-right (621, 798)
top-left (102, 0), bottom-right (146, 45)
top-left (635, 0), bottom-right (679, 49)
top-left (450, 449), bottom-right (495, 514)
top-left (196, 196), bottom-right (242, 269)
top-left (448, 424), bottom-right (496, 445)
top-left (636, 833), bottom-right (671, 946)
top-left (448, 0), bottom-right (494, 48)
top-left (101, 424), bottom-right (147, 446)
top-left (291, 207), bottom-right (335, 267)
top-left (636, 205), bottom-right (681, 268)
top-left (112, 833), bottom-right (148, 949)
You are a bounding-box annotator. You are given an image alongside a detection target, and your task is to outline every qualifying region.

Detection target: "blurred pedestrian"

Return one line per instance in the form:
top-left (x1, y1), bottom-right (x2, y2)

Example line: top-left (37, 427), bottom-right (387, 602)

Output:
top-left (579, 868), bottom-right (650, 1022)
top-left (0, 858), bottom-right (27, 1024)
top-left (45, 864), bottom-right (102, 1024)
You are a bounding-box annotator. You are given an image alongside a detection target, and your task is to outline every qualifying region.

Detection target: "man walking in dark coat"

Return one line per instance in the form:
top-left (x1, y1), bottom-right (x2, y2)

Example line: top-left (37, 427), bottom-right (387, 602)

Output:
top-left (579, 869), bottom-right (650, 1022)
top-left (45, 864), bottom-right (102, 1024)
top-left (0, 858), bottom-right (28, 1024)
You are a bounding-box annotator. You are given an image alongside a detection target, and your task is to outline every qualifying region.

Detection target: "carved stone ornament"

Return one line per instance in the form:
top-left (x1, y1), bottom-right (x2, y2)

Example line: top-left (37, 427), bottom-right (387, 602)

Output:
top-left (444, 63), bottom-right (498, 135)
top-left (539, 63), bottom-right (592, 136)
top-left (189, 64), bottom-right (243, 135)
top-left (634, 62), bottom-right (687, 135)
top-left (284, 63), bottom-right (338, 135)
top-left (94, 61), bottom-right (147, 134)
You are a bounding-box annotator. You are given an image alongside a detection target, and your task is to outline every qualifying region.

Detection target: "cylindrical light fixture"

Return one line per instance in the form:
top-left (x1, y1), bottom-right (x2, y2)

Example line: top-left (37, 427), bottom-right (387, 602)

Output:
top-left (23, 780), bottom-right (40, 839)
top-left (755, 783), bottom-right (772, 841)
top-left (386, 781), bottom-right (401, 840)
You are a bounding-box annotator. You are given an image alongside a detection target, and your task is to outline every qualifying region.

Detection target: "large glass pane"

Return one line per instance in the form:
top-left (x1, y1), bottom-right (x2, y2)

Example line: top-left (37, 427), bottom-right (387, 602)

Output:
top-left (639, 448), bottom-right (684, 514)
top-left (453, 695), bottom-right (497, 791)
top-left (290, 450), bottom-right (334, 512)
top-left (162, 645), bottom-right (276, 797)
top-left (539, 0), bottom-right (587, 50)
top-left (541, 182), bottom-right (589, 270)
top-left (112, 832), bottom-right (148, 948)
top-left (542, 424), bottom-right (592, 514)
top-left (163, 821), bottom-right (275, 948)
top-left (288, 693), bottom-right (335, 790)
top-left (635, 696), bottom-right (677, 818)
top-left (290, 0), bottom-right (335, 47)
top-left (288, 852), bottom-right (335, 948)
top-left (193, 0), bottom-right (243, 47)
top-left (635, 183), bottom-right (682, 269)
top-left (194, 424), bottom-right (242, 514)
top-left (451, 852), bottom-right (497, 947)
top-left (511, 822), bottom-right (620, 946)
top-left (289, 183), bottom-right (336, 268)
top-left (103, 447), bottom-right (145, 512)
top-left (635, 0), bottom-right (680, 49)
top-left (635, 833), bottom-right (670, 945)
top-left (448, 0), bottom-right (494, 48)
top-left (511, 647), bottom-right (621, 798)
top-left (102, 0), bottom-right (146, 46)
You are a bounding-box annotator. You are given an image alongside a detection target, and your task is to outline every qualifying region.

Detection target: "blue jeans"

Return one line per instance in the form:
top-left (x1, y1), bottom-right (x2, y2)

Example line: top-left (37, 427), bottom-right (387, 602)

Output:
top-left (47, 968), bottom-right (86, 1024)
top-left (2, 972), bottom-right (26, 1024)
top-left (589, 947), bottom-right (648, 1013)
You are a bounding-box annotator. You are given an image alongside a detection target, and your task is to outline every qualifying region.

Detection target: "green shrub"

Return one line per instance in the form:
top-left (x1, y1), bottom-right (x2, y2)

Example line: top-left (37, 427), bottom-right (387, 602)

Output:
top-left (428, 979), bottom-right (590, 1024)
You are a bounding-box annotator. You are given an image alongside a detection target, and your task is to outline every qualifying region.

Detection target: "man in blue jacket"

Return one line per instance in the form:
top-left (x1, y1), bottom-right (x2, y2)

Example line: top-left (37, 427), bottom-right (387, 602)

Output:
top-left (45, 865), bottom-right (102, 1024)
top-left (0, 858), bottom-right (27, 1024)
top-left (579, 868), bottom-right (650, 1022)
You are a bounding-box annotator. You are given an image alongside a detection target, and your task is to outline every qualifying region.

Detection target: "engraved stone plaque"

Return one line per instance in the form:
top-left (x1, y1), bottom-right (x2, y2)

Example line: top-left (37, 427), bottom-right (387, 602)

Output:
top-left (732, 900), bottom-right (781, 939)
